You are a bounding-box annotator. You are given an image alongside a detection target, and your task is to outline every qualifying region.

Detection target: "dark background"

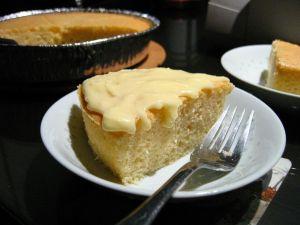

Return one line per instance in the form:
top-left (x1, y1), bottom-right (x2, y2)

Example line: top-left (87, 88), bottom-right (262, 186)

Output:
top-left (0, 1), bottom-right (300, 225)
top-left (1, 0), bottom-right (300, 45)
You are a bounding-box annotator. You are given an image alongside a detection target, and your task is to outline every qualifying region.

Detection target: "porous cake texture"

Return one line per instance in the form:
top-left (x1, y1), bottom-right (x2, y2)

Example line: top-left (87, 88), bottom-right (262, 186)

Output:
top-left (78, 68), bottom-right (233, 184)
top-left (267, 40), bottom-right (300, 95)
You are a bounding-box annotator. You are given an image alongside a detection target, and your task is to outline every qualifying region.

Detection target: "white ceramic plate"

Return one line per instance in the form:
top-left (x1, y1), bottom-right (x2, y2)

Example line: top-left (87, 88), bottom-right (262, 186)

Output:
top-left (40, 88), bottom-right (286, 198)
top-left (221, 45), bottom-right (300, 110)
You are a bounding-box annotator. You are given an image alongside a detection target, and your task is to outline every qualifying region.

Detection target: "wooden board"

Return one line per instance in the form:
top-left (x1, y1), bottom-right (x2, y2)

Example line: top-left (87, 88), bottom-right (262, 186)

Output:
top-left (136, 41), bottom-right (166, 68)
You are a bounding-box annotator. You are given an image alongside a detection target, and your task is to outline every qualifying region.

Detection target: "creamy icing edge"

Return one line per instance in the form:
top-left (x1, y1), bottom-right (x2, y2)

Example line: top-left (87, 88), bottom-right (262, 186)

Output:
top-left (82, 68), bottom-right (229, 134)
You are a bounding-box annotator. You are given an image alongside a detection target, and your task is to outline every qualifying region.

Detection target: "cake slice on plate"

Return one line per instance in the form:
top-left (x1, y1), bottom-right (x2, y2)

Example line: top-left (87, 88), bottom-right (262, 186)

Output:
top-left (78, 68), bottom-right (233, 184)
top-left (267, 40), bottom-right (300, 95)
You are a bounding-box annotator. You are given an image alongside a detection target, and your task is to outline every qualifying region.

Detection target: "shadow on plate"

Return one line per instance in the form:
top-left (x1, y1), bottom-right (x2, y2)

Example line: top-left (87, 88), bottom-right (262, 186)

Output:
top-left (68, 105), bottom-right (119, 183)
top-left (259, 70), bottom-right (268, 86)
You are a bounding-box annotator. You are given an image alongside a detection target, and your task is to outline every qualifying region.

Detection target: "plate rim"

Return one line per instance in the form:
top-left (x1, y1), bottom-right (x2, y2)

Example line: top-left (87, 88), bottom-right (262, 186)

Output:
top-left (221, 44), bottom-right (300, 99)
top-left (40, 88), bottom-right (286, 198)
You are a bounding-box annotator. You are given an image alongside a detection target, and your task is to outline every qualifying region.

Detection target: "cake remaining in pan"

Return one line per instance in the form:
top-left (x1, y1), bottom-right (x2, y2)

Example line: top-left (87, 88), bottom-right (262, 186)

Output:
top-left (0, 8), bottom-right (159, 82)
top-left (0, 11), bottom-right (151, 45)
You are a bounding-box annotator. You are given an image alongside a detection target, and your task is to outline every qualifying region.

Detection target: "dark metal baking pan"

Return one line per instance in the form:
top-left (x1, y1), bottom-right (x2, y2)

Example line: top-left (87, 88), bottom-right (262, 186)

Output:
top-left (0, 8), bottom-right (160, 83)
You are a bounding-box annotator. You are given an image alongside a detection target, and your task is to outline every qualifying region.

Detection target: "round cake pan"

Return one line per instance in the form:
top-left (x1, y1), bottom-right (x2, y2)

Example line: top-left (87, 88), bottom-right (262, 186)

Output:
top-left (0, 8), bottom-right (160, 83)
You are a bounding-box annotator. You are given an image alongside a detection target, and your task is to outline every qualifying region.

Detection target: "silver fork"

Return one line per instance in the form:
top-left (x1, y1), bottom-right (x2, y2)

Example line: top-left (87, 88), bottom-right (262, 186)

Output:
top-left (116, 106), bottom-right (255, 225)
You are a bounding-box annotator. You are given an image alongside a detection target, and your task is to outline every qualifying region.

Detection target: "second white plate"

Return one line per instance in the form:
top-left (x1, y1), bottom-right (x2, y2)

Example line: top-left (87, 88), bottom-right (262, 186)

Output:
top-left (40, 88), bottom-right (286, 199)
top-left (221, 45), bottom-right (300, 110)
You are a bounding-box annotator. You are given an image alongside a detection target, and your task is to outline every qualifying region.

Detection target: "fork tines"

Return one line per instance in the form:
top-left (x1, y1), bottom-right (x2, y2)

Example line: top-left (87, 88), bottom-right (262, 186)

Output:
top-left (201, 105), bottom-right (254, 160)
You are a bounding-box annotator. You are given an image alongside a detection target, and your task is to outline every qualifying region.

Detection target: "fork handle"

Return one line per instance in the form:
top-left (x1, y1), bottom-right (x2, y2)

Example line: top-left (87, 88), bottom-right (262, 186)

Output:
top-left (116, 162), bottom-right (195, 225)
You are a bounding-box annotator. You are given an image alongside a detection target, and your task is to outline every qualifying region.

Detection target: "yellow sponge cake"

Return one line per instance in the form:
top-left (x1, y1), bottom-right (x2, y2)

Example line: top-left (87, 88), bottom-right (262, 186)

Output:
top-left (0, 12), bottom-right (151, 45)
top-left (267, 40), bottom-right (300, 95)
top-left (78, 68), bottom-right (233, 184)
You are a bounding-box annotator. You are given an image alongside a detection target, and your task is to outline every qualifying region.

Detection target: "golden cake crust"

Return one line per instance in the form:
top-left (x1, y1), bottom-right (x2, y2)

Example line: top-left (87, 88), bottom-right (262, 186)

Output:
top-left (0, 12), bottom-right (150, 31)
top-left (78, 79), bottom-right (233, 130)
top-left (273, 40), bottom-right (300, 76)
top-left (267, 40), bottom-right (300, 95)
top-left (0, 12), bottom-right (151, 45)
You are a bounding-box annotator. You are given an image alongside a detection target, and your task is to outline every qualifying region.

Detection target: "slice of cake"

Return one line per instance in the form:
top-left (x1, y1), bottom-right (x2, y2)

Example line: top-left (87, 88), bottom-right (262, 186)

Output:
top-left (267, 40), bottom-right (300, 95)
top-left (78, 68), bottom-right (233, 184)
